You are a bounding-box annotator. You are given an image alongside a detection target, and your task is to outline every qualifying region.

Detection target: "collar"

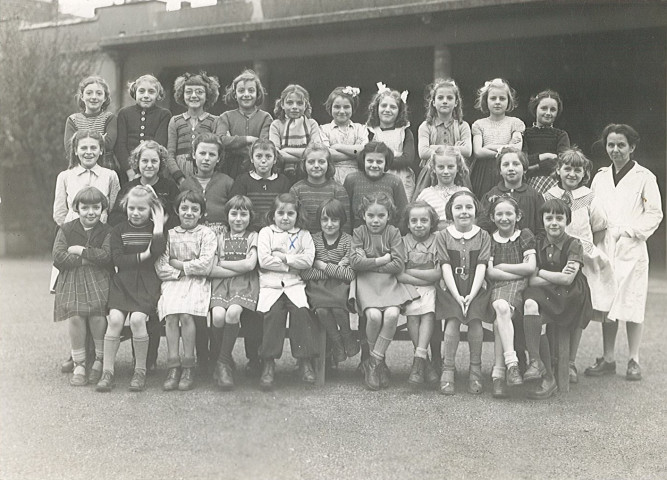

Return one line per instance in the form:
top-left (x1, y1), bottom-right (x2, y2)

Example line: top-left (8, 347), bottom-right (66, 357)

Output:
top-left (134, 104), bottom-right (156, 112)
top-left (547, 185), bottom-right (590, 200)
top-left (497, 182), bottom-right (527, 193)
top-left (613, 159), bottom-right (635, 175)
top-left (330, 120), bottom-right (351, 129)
top-left (540, 233), bottom-right (568, 251)
top-left (532, 122), bottom-right (554, 129)
top-left (408, 233), bottom-right (436, 248)
top-left (250, 171), bottom-right (277, 181)
top-left (492, 230), bottom-right (521, 243)
top-left (74, 164), bottom-right (102, 176)
top-left (238, 107), bottom-right (258, 118)
top-left (174, 224), bottom-right (203, 234)
top-left (269, 224), bottom-right (301, 235)
top-left (182, 111), bottom-right (209, 122)
top-left (447, 224), bottom-right (480, 240)
top-left (434, 118), bottom-right (455, 129)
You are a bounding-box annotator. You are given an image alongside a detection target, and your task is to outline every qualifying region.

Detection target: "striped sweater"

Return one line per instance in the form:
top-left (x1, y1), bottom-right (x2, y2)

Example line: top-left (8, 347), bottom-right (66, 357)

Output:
top-left (289, 178), bottom-right (350, 233)
top-left (64, 111), bottom-right (117, 170)
top-left (300, 231), bottom-right (354, 282)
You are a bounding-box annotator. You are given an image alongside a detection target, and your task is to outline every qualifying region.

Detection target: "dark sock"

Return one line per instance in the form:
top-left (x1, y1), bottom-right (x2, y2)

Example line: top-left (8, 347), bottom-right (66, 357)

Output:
top-left (540, 334), bottom-right (553, 379)
top-left (523, 314), bottom-right (542, 362)
top-left (467, 321), bottom-right (483, 367)
top-left (210, 325), bottom-right (224, 363)
top-left (220, 323), bottom-right (240, 365)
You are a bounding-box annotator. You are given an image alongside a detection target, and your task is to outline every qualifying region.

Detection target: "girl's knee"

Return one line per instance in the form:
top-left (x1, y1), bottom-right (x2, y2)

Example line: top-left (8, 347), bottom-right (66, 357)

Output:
top-left (107, 311), bottom-right (125, 330)
top-left (365, 309), bottom-right (382, 324)
top-left (493, 300), bottom-right (511, 318)
top-left (468, 319), bottom-right (482, 332)
top-left (226, 305), bottom-right (243, 324)
top-left (445, 318), bottom-right (461, 333)
top-left (383, 308), bottom-right (400, 325)
top-left (211, 307), bottom-right (226, 328)
top-left (524, 299), bottom-right (539, 316)
top-left (129, 313), bottom-right (148, 331)
top-left (180, 314), bottom-right (194, 327)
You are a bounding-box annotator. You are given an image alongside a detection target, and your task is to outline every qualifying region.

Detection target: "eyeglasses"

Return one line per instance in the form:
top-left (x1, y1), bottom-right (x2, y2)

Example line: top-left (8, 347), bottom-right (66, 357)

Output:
top-left (184, 88), bottom-right (206, 96)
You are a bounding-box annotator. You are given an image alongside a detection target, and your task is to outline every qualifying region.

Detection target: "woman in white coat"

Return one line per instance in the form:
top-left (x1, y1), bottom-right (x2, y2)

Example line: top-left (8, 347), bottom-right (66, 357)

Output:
top-left (585, 124), bottom-right (663, 381)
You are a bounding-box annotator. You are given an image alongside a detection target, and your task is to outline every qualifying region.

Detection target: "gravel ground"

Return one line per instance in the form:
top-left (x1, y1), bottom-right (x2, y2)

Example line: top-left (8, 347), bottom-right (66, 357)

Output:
top-left (1, 258), bottom-right (665, 480)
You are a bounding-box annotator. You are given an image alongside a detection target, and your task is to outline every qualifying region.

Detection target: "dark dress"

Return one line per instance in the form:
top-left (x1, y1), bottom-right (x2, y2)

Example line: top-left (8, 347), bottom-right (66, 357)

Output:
top-left (108, 220), bottom-right (167, 315)
top-left (52, 220), bottom-right (113, 322)
top-left (435, 225), bottom-right (493, 324)
top-left (523, 233), bottom-right (593, 328)
top-left (108, 176), bottom-right (180, 229)
top-left (489, 229), bottom-right (536, 311)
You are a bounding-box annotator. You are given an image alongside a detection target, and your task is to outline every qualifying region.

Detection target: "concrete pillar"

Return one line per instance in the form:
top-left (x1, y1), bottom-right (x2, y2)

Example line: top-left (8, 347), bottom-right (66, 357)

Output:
top-left (253, 59), bottom-right (270, 110)
top-left (433, 44), bottom-right (452, 80)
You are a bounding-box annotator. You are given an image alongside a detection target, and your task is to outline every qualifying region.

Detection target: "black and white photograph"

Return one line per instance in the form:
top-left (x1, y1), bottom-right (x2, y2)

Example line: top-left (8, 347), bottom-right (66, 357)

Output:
top-left (0, 1), bottom-right (665, 478)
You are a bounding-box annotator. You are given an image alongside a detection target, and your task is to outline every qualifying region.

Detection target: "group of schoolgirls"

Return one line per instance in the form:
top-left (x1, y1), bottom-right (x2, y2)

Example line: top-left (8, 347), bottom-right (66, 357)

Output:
top-left (52, 70), bottom-right (663, 399)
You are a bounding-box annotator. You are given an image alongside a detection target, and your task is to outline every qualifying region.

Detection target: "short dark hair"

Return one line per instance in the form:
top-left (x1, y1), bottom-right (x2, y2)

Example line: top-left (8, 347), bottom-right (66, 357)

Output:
top-left (317, 198), bottom-right (347, 226)
top-left (600, 124), bottom-right (640, 148)
top-left (540, 198), bottom-right (571, 225)
top-left (72, 186), bottom-right (109, 213)
top-left (402, 201), bottom-right (439, 234)
top-left (175, 190), bottom-right (207, 217)
top-left (357, 141), bottom-right (395, 171)
top-left (445, 190), bottom-right (480, 221)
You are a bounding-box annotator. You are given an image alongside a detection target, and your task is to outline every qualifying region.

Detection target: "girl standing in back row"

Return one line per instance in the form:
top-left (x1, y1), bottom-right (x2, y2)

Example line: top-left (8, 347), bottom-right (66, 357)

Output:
top-left (216, 69), bottom-right (273, 179)
top-left (470, 78), bottom-right (525, 199)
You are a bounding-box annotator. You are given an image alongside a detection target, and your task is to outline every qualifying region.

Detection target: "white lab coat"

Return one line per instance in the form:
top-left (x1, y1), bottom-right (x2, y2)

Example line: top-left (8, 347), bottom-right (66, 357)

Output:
top-left (591, 163), bottom-right (663, 323)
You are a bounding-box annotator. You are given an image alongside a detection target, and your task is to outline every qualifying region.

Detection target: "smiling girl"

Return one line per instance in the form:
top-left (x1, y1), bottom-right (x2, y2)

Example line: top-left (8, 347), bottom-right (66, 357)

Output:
top-left (115, 75), bottom-right (172, 183)
top-left (321, 86), bottom-right (368, 184)
top-left (156, 190), bottom-right (217, 391)
top-left (343, 141), bottom-right (408, 230)
top-left (256, 193), bottom-right (317, 390)
top-left (269, 84), bottom-right (322, 180)
top-left (216, 69), bottom-right (273, 179)
top-left (470, 78), bottom-right (525, 198)
top-left (289, 143), bottom-right (350, 233)
top-left (54, 131), bottom-right (120, 227)
top-left (523, 90), bottom-right (571, 193)
top-left (98, 185), bottom-right (166, 392)
top-left (436, 191), bottom-right (492, 395)
top-left (64, 76), bottom-right (118, 174)
top-left (166, 72), bottom-right (220, 185)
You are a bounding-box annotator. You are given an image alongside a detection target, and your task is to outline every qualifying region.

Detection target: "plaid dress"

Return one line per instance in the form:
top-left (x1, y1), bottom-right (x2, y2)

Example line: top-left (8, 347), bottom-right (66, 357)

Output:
top-left (53, 220), bottom-right (113, 322)
top-left (489, 229), bottom-right (536, 310)
top-left (155, 224), bottom-right (217, 319)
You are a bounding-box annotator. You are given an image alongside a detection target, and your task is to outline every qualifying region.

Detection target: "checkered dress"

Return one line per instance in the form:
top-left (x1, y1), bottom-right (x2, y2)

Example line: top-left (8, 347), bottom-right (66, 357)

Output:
top-left (489, 229), bottom-right (536, 310)
top-left (53, 220), bottom-right (113, 322)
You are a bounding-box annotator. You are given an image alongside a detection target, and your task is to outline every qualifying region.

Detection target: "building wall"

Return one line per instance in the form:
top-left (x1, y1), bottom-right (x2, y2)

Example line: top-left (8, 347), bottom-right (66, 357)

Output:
top-left (10, 1), bottom-right (666, 262)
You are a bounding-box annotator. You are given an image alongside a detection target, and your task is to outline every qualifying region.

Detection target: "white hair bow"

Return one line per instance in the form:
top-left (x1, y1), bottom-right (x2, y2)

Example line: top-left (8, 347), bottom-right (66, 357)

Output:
top-left (400, 90), bottom-right (409, 103)
top-left (342, 86), bottom-right (360, 97)
top-left (376, 82), bottom-right (390, 94)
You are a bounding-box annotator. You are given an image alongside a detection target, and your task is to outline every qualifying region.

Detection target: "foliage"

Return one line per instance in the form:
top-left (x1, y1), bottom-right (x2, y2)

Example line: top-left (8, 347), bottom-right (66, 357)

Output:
top-left (0, 21), bottom-right (99, 252)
